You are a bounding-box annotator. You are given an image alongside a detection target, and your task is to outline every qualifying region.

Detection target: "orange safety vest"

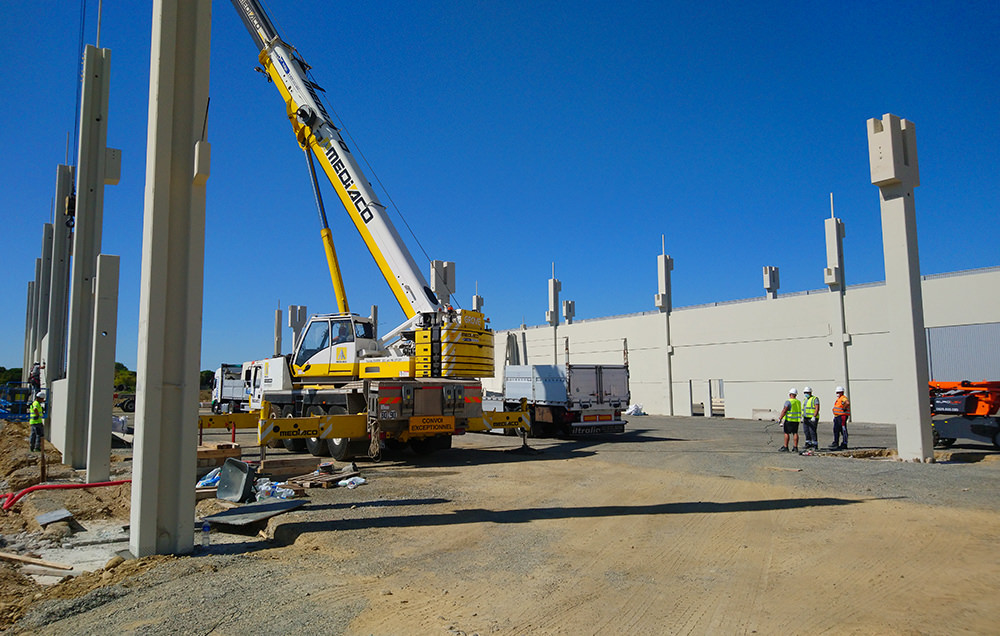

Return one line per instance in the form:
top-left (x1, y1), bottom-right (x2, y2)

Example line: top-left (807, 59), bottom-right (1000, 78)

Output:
top-left (833, 395), bottom-right (850, 417)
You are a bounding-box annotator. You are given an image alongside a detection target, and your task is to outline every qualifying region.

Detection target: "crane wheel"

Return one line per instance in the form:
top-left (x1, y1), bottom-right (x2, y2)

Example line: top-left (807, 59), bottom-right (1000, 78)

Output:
top-left (305, 405), bottom-right (331, 457)
top-left (280, 405), bottom-right (307, 452)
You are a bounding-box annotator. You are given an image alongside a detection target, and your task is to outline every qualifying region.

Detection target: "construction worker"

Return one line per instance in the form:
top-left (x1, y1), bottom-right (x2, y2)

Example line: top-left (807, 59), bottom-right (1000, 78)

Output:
top-left (831, 386), bottom-right (850, 450)
top-left (802, 386), bottom-right (820, 449)
top-left (29, 390), bottom-right (46, 452)
top-left (777, 388), bottom-right (801, 452)
top-left (28, 362), bottom-right (41, 394)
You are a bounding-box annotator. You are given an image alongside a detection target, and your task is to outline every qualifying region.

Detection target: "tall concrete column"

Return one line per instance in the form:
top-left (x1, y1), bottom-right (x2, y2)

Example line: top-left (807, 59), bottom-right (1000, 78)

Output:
top-left (131, 0), bottom-right (211, 557)
top-left (64, 44), bottom-right (121, 468)
top-left (655, 252), bottom-right (674, 415)
top-left (86, 254), bottom-right (119, 483)
top-left (547, 268), bottom-right (560, 364)
top-left (30, 259), bottom-right (42, 366)
top-left (45, 165), bottom-right (76, 383)
top-left (824, 202), bottom-right (850, 400)
top-left (867, 113), bottom-right (933, 462)
top-left (35, 224), bottom-right (54, 371)
top-left (23, 282), bottom-right (35, 381)
top-left (288, 305), bottom-right (307, 351)
top-left (273, 308), bottom-right (282, 356)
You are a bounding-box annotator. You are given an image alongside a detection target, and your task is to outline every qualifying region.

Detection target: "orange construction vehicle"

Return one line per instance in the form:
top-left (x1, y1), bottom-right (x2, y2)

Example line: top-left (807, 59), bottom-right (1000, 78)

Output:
top-left (928, 380), bottom-right (1000, 448)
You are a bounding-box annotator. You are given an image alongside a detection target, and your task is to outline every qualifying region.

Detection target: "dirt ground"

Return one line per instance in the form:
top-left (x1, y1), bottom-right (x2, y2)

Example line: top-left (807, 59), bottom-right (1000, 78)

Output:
top-left (1, 416), bottom-right (998, 634)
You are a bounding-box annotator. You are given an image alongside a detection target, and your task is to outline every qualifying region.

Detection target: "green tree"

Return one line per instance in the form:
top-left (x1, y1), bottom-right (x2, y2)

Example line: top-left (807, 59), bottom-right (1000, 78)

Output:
top-left (113, 362), bottom-right (137, 392)
top-left (0, 367), bottom-right (23, 384)
top-left (200, 370), bottom-right (214, 390)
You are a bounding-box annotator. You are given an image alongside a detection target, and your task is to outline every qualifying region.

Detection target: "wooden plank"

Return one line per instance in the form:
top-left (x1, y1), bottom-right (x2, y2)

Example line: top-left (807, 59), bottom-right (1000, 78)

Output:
top-left (195, 487), bottom-right (218, 501)
top-left (0, 551), bottom-right (73, 570)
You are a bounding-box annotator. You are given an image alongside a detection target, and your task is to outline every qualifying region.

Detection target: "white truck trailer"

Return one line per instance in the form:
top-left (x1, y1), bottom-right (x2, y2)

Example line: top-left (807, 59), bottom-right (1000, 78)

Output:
top-left (502, 364), bottom-right (629, 436)
top-left (211, 363), bottom-right (245, 414)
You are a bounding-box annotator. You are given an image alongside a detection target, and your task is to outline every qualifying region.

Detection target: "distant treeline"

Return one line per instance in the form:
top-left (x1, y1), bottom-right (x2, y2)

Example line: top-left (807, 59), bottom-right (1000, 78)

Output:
top-left (3, 364), bottom-right (213, 392)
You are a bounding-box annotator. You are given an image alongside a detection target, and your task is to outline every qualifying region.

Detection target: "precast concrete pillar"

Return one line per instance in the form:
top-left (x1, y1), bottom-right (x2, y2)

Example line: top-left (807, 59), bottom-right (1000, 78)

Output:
top-left (131, 0), bottom-right (211, 557)
top-left (655, 252), bottom-right (675, 415)
top-left (30, 258), bottom-right (42, 366)
top-left (562, 300), bottom-right (575, 325)
top-left (86, 254), bottom-right (119, 483)
top-left (23, 282), bottom-right (35, 382)
top-left (35, 224), bottom-right (54, 370)
top-left (46, 165), bottom-right (75, 382)
top-left (824, 207), bottom-right (850, 400)
top-left (430, 260), bottom-right (455, 306)
top-left (288, 305), bottom-right (307, 351)
top-left (547, 269), bottom-right (560, 364)
top-left (64, 44), bottom-right (121, 468)
top-left (867, 113), bottom-right (933, 462)
top-left (763, 266), bottom-right (779, 300)
top-left (273, 308), bottom-right (282, 356)
top-left (704, 381), bottom-right (714, 417)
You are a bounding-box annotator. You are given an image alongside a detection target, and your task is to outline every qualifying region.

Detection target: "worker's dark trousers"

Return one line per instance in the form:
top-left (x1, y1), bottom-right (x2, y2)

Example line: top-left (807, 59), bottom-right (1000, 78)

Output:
top-left (803, 417), bottom-right (818, 447)
top-left (30, 424), bottom-right (44, 451)
top-left (833, 415), bottom-right (848, 448)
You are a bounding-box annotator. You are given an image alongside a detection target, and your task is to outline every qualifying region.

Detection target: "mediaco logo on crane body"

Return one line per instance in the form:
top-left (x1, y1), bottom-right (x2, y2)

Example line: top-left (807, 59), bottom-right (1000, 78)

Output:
top-left (321, 136), bottom-right (375, 225)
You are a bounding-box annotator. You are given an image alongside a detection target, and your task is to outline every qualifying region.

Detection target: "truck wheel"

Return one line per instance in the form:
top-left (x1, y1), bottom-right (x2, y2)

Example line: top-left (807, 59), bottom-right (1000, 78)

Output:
top-left (324, 406), bottom-right (356, 460)
top-left (211, 402), bottom-right (220, 415)
top-left (409, 437), bottom-right (437, 456)
top-left (123, 399), bottom-right (135, 413)
top-left (305, 405), bottom-right (331, 457)
top-left (280, 406), bottom-right (307, 452)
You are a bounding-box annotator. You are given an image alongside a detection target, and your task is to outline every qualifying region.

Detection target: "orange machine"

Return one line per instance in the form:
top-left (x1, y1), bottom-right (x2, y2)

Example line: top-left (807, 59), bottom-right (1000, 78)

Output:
top-left (928, 380), bottom-right (1000, 448)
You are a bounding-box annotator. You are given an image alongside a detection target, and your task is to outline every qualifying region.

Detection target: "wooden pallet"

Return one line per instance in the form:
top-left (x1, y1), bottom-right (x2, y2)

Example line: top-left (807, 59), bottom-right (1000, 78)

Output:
top-left (286, 470), bottom-right (360, 489)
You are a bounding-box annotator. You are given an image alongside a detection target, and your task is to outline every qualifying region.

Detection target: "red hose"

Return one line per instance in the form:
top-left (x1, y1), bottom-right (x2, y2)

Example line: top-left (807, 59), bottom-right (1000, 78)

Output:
top-left (1, 479), bottom-right (132, 511)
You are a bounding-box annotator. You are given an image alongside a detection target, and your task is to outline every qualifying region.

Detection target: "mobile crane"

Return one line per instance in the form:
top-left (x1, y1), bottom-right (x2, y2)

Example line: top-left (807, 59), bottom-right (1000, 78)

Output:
top-left (227, 0), bottom-right (494, 460)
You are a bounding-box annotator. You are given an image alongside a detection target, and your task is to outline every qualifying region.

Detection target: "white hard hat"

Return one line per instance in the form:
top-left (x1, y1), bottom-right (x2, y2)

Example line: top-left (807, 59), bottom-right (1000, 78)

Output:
top-left (788, 388), bottom-right (797, 395)
top-left (36, 390), bottom-right (47, 400)
top-left (803, 386), bottom-right (812, 394)
top-left (835, 386), bottom-right (845, 393)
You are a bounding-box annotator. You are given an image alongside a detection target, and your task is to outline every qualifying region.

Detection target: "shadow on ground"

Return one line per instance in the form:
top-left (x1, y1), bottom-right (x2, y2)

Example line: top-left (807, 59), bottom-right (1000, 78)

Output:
top-left (268, 495), bottom-right (864, 546)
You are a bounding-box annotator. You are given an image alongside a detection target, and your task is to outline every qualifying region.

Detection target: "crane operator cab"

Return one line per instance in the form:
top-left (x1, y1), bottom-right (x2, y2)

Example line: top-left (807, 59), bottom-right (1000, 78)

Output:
top-left (293, 313), bottom-right (387, 379)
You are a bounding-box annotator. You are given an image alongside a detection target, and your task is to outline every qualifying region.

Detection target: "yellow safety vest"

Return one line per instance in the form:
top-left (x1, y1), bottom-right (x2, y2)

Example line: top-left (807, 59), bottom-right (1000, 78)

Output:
top-left (29, 400), bottom-right (44, 426)
top-left (804, 396), bottom-right (819, 418)
top-left (785, 398), bottom-right (802, 423)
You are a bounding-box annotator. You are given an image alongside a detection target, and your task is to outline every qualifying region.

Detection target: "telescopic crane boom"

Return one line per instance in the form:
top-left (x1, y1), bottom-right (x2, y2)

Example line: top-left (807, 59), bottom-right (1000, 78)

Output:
top-left (231, 0), bottom-right (441, 319)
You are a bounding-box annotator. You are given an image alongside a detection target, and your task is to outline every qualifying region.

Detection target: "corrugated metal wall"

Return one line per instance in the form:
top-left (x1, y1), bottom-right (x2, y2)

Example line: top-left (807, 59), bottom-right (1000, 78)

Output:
top-left (927, 322), bottom-right (1000, 381)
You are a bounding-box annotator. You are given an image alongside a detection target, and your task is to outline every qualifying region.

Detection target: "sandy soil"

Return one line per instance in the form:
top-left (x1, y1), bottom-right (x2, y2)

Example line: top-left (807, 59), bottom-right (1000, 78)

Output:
top-left (0, 417), bottom-right (997, 634)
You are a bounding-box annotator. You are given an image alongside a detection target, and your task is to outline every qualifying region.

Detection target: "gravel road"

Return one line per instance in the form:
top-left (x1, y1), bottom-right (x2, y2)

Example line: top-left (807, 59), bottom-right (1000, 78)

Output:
top-left (9, 415), bottom-right (1000, 634)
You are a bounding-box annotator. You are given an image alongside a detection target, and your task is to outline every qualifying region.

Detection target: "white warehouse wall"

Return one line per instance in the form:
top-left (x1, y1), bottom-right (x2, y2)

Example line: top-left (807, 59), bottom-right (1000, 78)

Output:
top-left (487, 267), bottom-right (1000, 425)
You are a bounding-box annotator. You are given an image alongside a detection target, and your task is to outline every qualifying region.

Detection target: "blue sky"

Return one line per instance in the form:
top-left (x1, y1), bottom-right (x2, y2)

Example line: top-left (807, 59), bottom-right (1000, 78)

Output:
top-left (2, 1), bottom-right (997, 371)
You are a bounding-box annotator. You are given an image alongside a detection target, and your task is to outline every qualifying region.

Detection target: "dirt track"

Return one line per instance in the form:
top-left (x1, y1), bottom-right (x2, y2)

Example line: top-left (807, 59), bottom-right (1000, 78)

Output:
top-left (4, 416), bottom-right (1000, 634)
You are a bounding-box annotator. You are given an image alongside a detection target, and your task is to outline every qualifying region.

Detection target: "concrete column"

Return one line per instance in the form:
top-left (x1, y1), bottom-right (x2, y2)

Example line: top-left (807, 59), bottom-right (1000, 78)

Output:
top-left (704, 381), bottom-right (714, 417)
top-left (562, 300), bottom-right (575, 325)
top-left (763, 266), bottom-right (779, 300)
top-left (45, 165), bottom-right (76, 382)
top-left (64, 44), bottom-right (120, 468)
top-left (35, 224), bottom-right (54, 369)
top-left (288, 305), bottom-right (307, 351)
top-left (30, 258), bottom-right (42, 366)
top-left (867, 113), bottom-right (933, 462)
top-left (86, 255), bottom-right (119, 483)
top-left (430, 260), bottom-right (455, 306)
top-left (23, 282), bottom-right (35, 382)
top-left (547, 269), bottom-right (560, 364)
top-left (273, 309), bottom-right (282, 356)
top-left (824, 206), bottom-right (850, 401)
top-left (131, 0), bottom-right (211, 557)
top-left (655, 252), bottom-right (675, 415)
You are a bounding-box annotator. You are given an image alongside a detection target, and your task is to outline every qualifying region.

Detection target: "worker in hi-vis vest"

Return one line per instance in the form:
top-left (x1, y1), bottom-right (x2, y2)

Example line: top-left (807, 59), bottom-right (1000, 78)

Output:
top-left (777, 388), bottom-right (801, 453)
top-left (830, 386), bottom-right (851, 450)
top-left (801, 387), bottom-right (820, 450)
top-left (831, 386), bottom-right (850, 450)
top-left (29, 390), bottom-right (46, 452)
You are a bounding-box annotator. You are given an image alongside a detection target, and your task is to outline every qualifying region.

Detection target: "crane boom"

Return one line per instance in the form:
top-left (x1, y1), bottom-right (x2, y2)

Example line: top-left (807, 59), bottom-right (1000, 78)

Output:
top-left (231, 0), bottom-right (440, 318)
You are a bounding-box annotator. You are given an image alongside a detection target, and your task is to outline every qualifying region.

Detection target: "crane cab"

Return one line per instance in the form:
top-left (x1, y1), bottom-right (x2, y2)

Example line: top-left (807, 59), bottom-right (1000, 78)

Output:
top-left (292, 313), bottom-right (384, 379)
